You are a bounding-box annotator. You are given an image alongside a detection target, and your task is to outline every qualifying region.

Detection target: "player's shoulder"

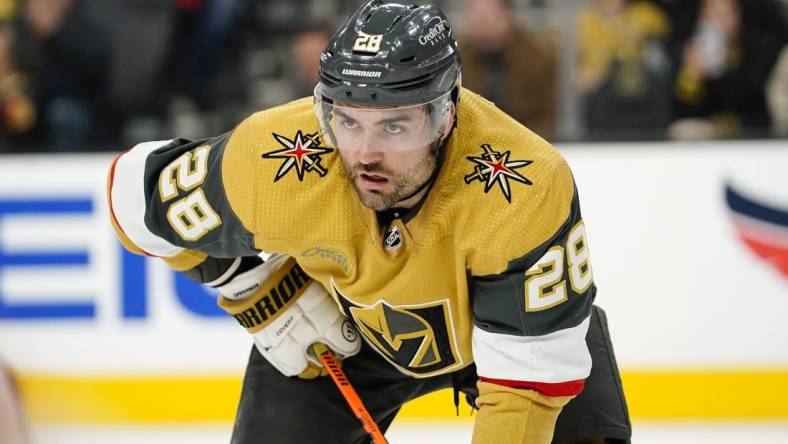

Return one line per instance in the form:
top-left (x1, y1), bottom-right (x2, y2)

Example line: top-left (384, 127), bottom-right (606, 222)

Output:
top-left (447, 89), bottom-right (576, 274)
top-left (221, 95), bottom-right (339, 189)
top-left (220, 97), bottom-right (356, 244)
top-left (230, 96), bottom-right (317, 146)
top-left (456, 88), bottom-right (569, 170)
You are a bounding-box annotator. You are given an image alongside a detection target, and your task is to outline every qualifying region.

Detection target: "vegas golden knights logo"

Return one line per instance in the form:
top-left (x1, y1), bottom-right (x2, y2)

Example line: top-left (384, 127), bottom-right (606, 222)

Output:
top-left (262, 130), bottom-right (333, 182)
top-left (465, 143), bottom-right (533, 203)
top-left (331, 279), bottom-right (462, 377)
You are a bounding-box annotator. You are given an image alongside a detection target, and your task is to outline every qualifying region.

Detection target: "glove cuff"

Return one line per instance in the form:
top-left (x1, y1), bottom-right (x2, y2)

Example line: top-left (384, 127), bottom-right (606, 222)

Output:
top-left (218, 257), bottom-right (312, 334)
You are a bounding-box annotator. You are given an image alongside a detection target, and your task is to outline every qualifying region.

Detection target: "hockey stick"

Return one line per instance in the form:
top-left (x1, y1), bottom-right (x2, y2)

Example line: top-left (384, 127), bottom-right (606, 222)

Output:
top-left (311, 343), bottom-right (389, 444)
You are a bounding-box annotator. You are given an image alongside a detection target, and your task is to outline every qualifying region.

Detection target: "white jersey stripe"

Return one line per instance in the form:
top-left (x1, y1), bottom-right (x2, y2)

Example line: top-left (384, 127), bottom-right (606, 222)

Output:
top-left (110, 141), bottom-right (185, 258)
top-left (472, 315), bottom-right (592, 383)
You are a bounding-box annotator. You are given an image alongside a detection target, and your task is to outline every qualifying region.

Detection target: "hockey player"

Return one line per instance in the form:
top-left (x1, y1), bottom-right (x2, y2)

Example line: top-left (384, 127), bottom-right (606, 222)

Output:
top-left (107, 1), bottom-right (631, 443)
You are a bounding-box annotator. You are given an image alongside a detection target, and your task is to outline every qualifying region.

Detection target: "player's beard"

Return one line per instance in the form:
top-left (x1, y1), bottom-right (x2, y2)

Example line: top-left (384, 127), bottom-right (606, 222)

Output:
top-left (341, 150), bottom-right (437, 211)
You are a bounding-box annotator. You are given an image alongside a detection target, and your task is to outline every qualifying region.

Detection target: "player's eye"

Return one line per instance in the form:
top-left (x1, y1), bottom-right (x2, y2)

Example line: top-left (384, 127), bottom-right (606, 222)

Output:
top-left (384, 124), bottom-right (404, 135)
top-left (340, 118), bottom-right (359, 130)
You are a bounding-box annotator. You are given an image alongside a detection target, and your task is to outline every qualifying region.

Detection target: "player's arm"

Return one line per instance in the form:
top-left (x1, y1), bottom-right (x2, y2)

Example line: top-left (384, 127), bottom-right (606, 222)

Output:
top-left (469, 162), bottom-right (594, 444)
top-left (107, 124), bottom-right (359, 378)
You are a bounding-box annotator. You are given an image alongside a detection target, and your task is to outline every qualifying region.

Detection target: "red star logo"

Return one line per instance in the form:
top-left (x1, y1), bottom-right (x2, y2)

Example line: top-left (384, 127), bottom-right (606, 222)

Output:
top-left (262, 131), bottom-right (334, 181)
top-left (465, 144), bottom-right (533, 202)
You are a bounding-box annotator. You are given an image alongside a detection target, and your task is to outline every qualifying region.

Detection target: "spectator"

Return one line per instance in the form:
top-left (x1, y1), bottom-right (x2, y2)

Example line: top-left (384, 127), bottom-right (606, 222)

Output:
top-left (766, 44), bottom-right (788, 137)
top-left (164, 0), bottom-right (245, 109)
top-left (84, 0), bottom-right (248, 145)
top-left (12, 0), bottom-right (113, 151)
top-left (0, 23), bottom-right (35, 150)
top-left (153, 0), bottom-right (265, 142)
top-left (289, 27), bottom-right (330, 99)
top-left (101, 0), bottom-right (175, 123)
top-left (8, 0), bottom-right (249, 149)
top-left (0, 0), bottom-right (17, 22)
top-left (668, 0), bottom-right (788, 140)
top-left (576, 0), bottom-right (672, 140)
top-left (460, 0), bottom-right (559, 138)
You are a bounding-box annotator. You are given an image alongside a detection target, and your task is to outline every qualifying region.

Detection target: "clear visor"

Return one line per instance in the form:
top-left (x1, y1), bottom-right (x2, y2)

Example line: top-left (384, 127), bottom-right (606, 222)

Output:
top-left (314, 87), bottom-right (453, 152)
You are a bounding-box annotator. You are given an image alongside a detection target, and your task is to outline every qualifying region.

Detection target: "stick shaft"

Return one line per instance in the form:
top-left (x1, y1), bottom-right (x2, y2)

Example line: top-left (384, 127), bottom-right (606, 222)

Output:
top-left (313, 344), bottom-right (389, 444)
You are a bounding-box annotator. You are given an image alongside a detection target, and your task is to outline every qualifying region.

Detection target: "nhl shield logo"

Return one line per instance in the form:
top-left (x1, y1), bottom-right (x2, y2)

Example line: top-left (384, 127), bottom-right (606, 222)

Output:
top-left (384, 226), bottom-right (403, 251)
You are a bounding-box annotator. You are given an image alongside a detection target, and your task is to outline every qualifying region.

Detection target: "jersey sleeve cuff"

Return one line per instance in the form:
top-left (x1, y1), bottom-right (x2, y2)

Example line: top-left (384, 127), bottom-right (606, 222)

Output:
top-left (108, 141), bottom-right (185, 258)
top-left (472, 315), bottom-right (592, 394)
top-left (478, 376), bottom-right (586, 397)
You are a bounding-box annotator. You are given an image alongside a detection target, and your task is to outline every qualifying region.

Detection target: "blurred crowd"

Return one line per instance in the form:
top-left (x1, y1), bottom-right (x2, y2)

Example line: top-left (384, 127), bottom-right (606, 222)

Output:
top-left (0, 0), bottom-right (786, 152)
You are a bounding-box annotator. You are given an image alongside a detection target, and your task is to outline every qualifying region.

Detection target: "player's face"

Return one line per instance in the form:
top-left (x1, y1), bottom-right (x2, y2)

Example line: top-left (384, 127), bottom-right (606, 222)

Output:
top-left (332, 104), bottom-right (449, 210)
top-left (339, 130), bottom-right (436, 210)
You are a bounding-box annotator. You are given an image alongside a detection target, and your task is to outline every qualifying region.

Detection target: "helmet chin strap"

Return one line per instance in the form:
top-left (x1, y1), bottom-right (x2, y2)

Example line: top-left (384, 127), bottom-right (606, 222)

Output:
top-left (392, 166), bottom-right (439, 205)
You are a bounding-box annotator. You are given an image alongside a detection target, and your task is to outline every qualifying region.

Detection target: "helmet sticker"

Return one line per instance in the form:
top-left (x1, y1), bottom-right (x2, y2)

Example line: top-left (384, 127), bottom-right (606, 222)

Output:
top-left (464, 144), bottom-right (534, 203)
top-left (353, 34), bottom-right (383, 54)
top-left (341, 68), bottom-right (383, 78)
top-left (419, 17), bottom-right (451, 46)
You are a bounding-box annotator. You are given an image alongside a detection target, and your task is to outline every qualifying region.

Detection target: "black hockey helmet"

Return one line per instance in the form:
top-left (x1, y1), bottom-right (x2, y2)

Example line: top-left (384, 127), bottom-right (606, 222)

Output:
top-left (314, 1), bottom-right (461, 155)
top-left (316, 0), bottom-right (461, 105)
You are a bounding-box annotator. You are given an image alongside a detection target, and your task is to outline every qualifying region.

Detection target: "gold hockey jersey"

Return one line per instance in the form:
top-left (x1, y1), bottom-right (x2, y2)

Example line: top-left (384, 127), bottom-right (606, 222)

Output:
top-left (109, 88), bottom-right (594, 394)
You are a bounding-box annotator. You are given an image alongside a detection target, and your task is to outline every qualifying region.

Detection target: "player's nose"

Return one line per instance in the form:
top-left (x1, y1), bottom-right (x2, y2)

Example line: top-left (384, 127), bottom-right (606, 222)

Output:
top-left (356, 131), bottom-right (385, 164)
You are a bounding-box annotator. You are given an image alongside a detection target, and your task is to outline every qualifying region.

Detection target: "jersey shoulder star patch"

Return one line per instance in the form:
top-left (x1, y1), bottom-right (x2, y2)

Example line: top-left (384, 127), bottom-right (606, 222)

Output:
top-left (262, 130), bottom-right (333, 182)
top-left (464, 143), bottom-right (533, 202)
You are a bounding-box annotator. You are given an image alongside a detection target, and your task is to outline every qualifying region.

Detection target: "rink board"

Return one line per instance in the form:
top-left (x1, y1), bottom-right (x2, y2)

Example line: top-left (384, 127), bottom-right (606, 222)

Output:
top-left (0, 141), bottom-right (787, 423)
